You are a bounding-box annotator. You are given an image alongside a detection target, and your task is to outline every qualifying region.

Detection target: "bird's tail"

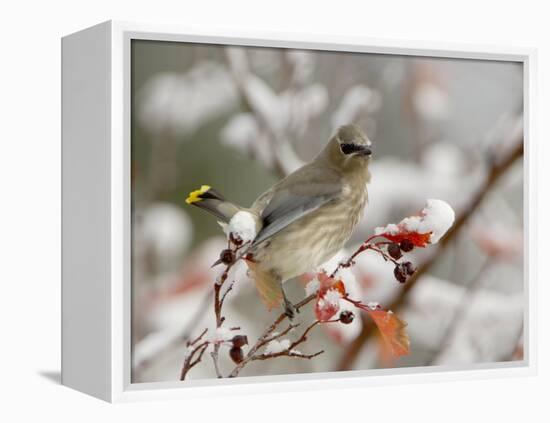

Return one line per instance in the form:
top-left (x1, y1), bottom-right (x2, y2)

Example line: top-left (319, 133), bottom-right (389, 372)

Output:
top-left (245, 260), bottom-right (284, 311)
top-left (185, 185), bottom-right (241, 223)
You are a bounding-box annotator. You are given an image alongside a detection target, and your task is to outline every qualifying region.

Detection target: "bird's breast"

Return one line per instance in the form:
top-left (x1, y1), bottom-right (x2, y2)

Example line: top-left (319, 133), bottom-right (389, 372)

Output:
top-left (254, 183), bottom-right (368, 280)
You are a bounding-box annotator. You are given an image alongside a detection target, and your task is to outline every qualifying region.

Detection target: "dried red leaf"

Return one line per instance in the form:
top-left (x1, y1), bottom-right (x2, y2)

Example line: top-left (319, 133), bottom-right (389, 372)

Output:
top-left (317, 272), bottom-right (346, 296)
top-left (379, 231), bottom-right (432, 248)
top-left (314, 272), bottom-right (347, 321)
top-left (367, 310), bottom-right (410, 359)
top-left (315, 297), bottom-right (340, 321)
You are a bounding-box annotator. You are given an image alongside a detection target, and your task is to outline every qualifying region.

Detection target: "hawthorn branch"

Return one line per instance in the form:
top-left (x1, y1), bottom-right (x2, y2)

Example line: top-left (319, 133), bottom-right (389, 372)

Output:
top-left (335, 135), bottom-right (524, 371)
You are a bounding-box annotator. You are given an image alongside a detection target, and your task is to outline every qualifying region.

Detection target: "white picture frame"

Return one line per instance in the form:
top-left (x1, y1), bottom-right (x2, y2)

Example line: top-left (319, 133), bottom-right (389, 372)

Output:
top-left (61, 20), bottom-right (537, 403)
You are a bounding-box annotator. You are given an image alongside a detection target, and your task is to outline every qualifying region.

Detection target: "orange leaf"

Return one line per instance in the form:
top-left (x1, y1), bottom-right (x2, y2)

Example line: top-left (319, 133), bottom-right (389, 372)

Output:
top-left (367, 310), bottom-right (410, 359)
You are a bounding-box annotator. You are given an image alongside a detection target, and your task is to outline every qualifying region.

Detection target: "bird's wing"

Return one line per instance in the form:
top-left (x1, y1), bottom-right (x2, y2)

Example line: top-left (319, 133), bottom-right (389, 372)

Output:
top-left (251, 174), bottom-right (341, 248)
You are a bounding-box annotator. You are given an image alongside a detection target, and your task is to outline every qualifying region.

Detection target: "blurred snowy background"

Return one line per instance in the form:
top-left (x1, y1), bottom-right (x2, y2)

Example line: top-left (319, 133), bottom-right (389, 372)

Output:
top-left (130, 40), bottom-right (524, 383)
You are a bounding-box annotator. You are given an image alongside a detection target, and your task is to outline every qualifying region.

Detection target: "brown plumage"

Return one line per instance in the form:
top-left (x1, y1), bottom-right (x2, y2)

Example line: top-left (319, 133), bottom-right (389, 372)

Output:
top-left (187, 124), bottom-right (372, 317)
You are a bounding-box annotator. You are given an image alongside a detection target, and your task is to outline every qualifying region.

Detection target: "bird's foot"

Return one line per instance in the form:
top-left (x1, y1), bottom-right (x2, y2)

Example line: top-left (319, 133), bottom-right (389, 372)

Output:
top-left (283, 297), bottom-right (300, 320)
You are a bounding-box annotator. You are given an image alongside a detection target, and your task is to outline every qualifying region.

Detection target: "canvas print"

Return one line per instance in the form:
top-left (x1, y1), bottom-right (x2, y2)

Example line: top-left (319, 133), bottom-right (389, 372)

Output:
top-left (131, 40), bottom-right (524, 383)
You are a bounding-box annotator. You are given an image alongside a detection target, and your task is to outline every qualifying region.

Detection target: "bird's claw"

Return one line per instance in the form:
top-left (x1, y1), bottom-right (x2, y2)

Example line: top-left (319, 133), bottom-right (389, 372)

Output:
top-left (283, 298), bottom-right (300, 320)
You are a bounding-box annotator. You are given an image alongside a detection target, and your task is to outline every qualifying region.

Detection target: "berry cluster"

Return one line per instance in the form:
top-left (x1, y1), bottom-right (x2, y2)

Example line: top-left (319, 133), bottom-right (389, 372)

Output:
top-left (387, 240), bottom-right (417, 284)
top-left (228, 335), bottom-right (248, 364)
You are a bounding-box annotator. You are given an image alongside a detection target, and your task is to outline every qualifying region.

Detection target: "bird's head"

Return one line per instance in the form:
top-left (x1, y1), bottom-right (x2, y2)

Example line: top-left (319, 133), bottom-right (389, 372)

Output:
top-left (321, 124), bottom-right (372, 172)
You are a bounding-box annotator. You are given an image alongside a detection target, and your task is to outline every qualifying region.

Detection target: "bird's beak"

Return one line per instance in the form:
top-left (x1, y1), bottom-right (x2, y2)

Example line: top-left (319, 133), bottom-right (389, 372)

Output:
top-left (356, 145), bottom-right (372, 156)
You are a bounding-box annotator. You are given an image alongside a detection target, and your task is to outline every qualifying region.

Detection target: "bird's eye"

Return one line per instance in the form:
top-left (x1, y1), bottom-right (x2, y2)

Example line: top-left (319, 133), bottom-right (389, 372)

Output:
top-left (340, 143), bottom-right (356, 155)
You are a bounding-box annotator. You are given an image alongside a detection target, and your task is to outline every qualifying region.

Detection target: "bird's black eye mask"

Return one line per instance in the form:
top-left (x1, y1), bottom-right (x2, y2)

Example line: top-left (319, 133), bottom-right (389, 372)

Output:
top-left (340, 143), bottom-right (372, 156)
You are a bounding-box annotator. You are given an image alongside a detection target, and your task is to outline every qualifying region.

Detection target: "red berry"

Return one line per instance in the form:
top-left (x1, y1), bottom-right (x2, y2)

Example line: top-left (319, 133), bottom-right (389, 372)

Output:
top-left (229, 346), bottom-right (244, 363)
top-left (387, 243), bottom-right (402, 260)
top-left (394, 264), bottom-right (408, 283)
top-left (220, 249), bottom-right (235, 265)
top-left (229, 232), bottom-right (243, 246)
top-left (339, 310), bottom-right (355, 324)
top-left (399, 239), bottom-right (414, 252)
top-left (403, 261), bottom-right (416, 276)
top-left (231, 335), bottom-right (248, 348)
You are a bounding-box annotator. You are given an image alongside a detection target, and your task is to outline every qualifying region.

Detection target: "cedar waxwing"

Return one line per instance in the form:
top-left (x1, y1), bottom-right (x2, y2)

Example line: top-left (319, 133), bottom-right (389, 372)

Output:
top-left (186, 124), bottom-right (372, 318)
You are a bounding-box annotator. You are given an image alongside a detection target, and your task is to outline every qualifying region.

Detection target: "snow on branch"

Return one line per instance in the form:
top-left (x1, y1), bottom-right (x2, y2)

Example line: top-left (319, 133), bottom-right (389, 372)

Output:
top-left (374, 199), bottom-right (455, 245)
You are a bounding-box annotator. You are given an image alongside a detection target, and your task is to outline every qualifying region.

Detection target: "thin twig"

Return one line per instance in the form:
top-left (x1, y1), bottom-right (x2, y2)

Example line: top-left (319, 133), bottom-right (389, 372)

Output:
top-left (188, 328), bottom-right (208, 347)
top-left (180, 341), bottom-right (209, 381)
top-left (234, 319), bottom-right (339, 372)
top-left (329, 235), bottom-right (385, 277)
top-left (220, 280), bottom-right (235, 306)
top-left (179, 329), bottom-right (209, 380)
top-left (253, 350), bottom-right (325, 361)
top-left (260, 322), bottom-right (301, 346)
top-left (227, 295), bottom-right (318, 377)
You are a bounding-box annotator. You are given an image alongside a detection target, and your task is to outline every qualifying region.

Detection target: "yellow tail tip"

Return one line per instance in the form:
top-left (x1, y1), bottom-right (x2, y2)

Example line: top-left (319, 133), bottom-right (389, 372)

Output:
top-left (185, 185), bottom-right (211, 204)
